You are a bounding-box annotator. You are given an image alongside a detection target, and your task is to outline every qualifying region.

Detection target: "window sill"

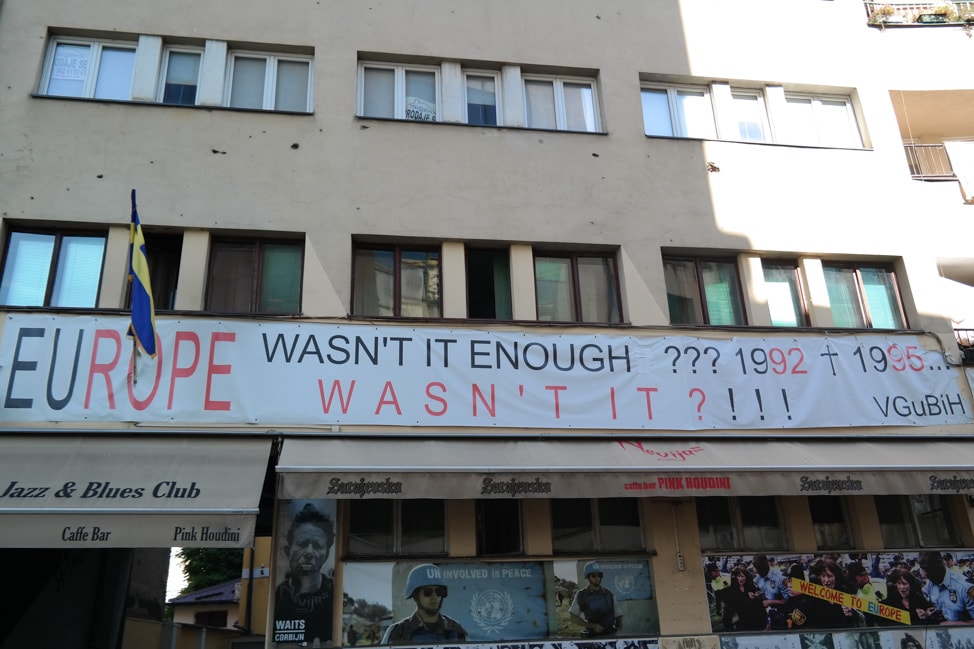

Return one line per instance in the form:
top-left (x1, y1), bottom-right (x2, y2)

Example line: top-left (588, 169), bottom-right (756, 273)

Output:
top-left (355, 115), bottom-right (607, 136)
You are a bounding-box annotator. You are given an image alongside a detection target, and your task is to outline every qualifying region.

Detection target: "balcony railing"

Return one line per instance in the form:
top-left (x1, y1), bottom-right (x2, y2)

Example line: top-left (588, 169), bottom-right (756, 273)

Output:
top-left (864, 1), bottom-right (974, 24)
top-left (904, 143), bottom-right (956, 180)
top-left (955, 328), bottom-right (974, 364)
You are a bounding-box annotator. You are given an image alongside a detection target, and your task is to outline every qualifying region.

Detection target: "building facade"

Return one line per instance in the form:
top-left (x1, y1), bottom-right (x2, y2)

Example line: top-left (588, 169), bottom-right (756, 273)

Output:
top-left (2, 0), bottom-right (974, 648)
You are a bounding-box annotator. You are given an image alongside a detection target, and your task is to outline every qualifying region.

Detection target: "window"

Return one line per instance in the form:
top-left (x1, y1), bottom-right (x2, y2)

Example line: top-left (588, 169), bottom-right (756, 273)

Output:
top-left (353, 245), bottom-right (441, 317)
top-left (347, 500), bottom-right (445, 557)
top-left (476, 499), bottom-right (522, 555)
top-left (466, 248), bottom-right (512, 319)
top-left (808, 496), bottom-right (852, 550)
top-left (127, 232), bottom-right (182, 310)
top-left (523, 76), bottom-right (600, 132)
top-left (0, 230), bottom-right (106, 307)
top-left (641, 85), bottom-right (717, 139)
top-left (40, 38), bottom-right (136, 100)
top-left (534, 253), bottom-right (621, 323)
top-left (194, 611), bottom-right (228, 628)
top-left (729, 90), bottom-right (770, 143)
top-left (159, 49), bottom-right (201, 105)
top-left (359, 63), bottom-right (439, 121)
top-left (663, 256), bottom-right (746, 326)
top-left (205, 238), bottom-right (302, 314)
top-left (875, 495), bottom-right (960, 548)
top-left (227, 53), bottom-right (312, 112)
top-left (465, 72), bottom-right (500, 126)
top-left (552, 498), bottom-right (643, 553)
top-left (762, 260), bottom-right (808, 327)
top-left (697, 496), bottom-right (786, 551)
top-left (823, 262), bottom-right (906, 328)
top-left (782, 94), bottom-right (862, 148)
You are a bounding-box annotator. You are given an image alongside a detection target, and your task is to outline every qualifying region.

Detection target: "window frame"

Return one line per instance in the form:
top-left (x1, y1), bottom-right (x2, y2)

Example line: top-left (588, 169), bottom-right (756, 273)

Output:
top-left (822, 261), bottom-right (907, 329)
top-left (640, 83), bottom-right (717, 139)
top-left (533, 251), bottom-right (623, 324)
top-left (782, 92), bottom-right (863, 148)
top-left (808, 495), bottom-right (854, 550)
top-left (38, 37), bottom-right (137, 100)
top-left (522, 74), bottom-right (602, 132)
top-left (728, 88), bottom-right (771, 143)
top-left (224, 50), bottom-right (313, 113)
top-left (204, 237), bottom-right (304, 315)
top-left (761, 258), bottom-right (809, 327)
top-left (662, 255), bottom-right (747, 326)
top-left (0, 228), bottom-right (107, 308)
top-left (346, 499), bottom-right (447, 559)
top-left (156, 46), bottom-right (203, 106)
top-left (465, 247), bottom-right (512, 320)
top-left (357, 61), bottom-right (442, 122)
top-left (351, 243), bottom-right (442, 318)
top-left (463, 69), bottom-right (503, 126)
top-left (551, 497), bottom-right (644, 554)
top-left (697, 496), bottom-right (787, 552)
top-left (875, 494), bottom-right (961, 549)
top-left (476, 499), bottom-right (524, 556)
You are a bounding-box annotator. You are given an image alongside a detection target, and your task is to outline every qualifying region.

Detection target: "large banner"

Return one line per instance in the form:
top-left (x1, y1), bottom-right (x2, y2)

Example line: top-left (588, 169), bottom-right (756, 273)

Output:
top-left (1, 314), bottom-right (970, 429)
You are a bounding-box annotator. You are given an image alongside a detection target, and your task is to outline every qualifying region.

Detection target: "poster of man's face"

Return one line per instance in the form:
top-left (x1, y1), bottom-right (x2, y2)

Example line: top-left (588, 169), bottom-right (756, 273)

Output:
top-left (273, 499), bottom-right (338, 647)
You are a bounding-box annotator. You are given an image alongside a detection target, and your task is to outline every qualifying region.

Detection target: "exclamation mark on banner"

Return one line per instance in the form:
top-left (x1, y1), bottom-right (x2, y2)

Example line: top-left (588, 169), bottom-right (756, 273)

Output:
top-left (728, 387), bottom-right (736, 420)
top-left (755, 388), bottom-right (765, 420)
top-left (781, 389), bottom-right (792, 420)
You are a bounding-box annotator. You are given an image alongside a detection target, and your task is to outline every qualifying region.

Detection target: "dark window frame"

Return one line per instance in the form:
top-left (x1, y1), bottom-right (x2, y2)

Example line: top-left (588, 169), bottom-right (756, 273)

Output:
top-left (663, 254), bottom-right (748, 326)
top-left (204, 237), bottom-right (304, 315)
top-left (351, 243), bottom-right (442, 318)
top-left (345, 499), bottom-right (447, 559)
top-left (761, 258), bottom-right (810, 327)
top-left (696, 496), bottom-right (786, 552)
top-left (476, 499), bottom-right (523, 556)
top-left (551, 497), bottom-right (644, 554)
top-left (822, 261), bottom-right (908, 329)
top-left (533, 250), bottom-right (623, 324)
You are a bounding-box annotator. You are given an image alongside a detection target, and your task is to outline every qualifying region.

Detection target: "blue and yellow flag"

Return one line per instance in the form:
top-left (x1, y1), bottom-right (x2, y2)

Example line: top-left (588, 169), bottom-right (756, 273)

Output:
top-left (128, 189), bottom-right (157, 357)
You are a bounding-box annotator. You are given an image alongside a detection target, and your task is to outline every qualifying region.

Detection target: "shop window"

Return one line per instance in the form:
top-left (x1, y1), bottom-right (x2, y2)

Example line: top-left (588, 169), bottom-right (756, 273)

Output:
top-left (663, 255), bottom-right (746, 326)
top-left (227, 52), bottom-right (312, 112)
top-left (205, 238), bottom-right (302, 314)
top-left (352, 244), bottom-right (441, 318)
top-left (823, 262), bottom-right (906, 329)
top-left (466, 248), bottom-right (512, 319)
top-left (875, 495), bottom-right (960, 549)
top-left (159, 49), bottom-right (201, 105)
top-left (762, 259), bottom-right (808, 327)
top-left (0, 229), bottom-right (106, 308)
top-left (697, 496), bottom-right (785, 551)
top-left (552, 498), bottom-right (642, 553)
top-left (523, 76), bottom-right (601, 132)
top-left (347, 500), bottom-right (445, 557)
top-left (194, 610), bottom-right (228, 627)
top-left (39, 38), bottom-right (136, 100)
top-left (476, 499), bottom-right (522, 555)
top-left (808, 495), bottom-right (853, 550)
top-left (534, 252), bottom-right (622, 323)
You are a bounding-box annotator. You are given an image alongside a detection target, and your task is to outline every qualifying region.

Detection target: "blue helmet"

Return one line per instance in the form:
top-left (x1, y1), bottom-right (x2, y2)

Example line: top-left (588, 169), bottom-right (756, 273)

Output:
top-left (404, 563), bottom-right (447, 599)
top-left (583, 561), bottom-right (603, 579)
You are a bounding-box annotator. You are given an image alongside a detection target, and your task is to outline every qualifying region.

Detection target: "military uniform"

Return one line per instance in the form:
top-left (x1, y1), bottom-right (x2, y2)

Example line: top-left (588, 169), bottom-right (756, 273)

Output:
top-left (381, 611), bottom-right (468, 644)
top-left (923, 571), bottom-right (974, 622)
top-left (570, 585), bottom-right (621, 636)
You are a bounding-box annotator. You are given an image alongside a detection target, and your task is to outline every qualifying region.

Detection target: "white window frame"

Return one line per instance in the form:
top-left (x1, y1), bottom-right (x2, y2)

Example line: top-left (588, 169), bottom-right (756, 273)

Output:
top-left (357, 61), bottom-right (442, 121)
top-left (782, 92), bottom-right (862, 148)
top-left (522, 74), bottom-right (601, 132)
top-left (462, 69), bottom-right (503, 126)
top-left (640, 83), bottom-right (716, 139)
top-left (224, 51), bottom-right (313, 113)
top-left (156, 46), bottom-right (204, 105)
top-left (39, 37), bottom-right (137, 99)
top-left (728, 88), bottom-right (771, 143)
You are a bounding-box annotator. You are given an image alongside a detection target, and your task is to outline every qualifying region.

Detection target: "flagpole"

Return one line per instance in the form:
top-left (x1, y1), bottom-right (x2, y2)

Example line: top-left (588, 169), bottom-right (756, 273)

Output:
top-left (130, 189), bottom-right (139, 385)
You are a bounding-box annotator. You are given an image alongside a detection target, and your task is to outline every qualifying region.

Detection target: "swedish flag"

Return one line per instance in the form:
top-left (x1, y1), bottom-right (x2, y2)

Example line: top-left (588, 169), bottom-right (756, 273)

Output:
top-left (128, 189), bottom-right (157, 357)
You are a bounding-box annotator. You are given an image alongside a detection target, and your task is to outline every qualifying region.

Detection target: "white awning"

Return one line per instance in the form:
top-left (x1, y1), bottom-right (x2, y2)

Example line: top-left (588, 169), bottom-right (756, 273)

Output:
top-left (0, 436), bottom-right (271, 548)
top-left (278, 437), bottom-right (974, 499)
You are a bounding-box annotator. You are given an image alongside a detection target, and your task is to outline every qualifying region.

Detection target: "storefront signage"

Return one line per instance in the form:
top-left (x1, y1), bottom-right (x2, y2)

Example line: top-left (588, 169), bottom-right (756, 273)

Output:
top-left (1, 315), bottom-right (970, 430)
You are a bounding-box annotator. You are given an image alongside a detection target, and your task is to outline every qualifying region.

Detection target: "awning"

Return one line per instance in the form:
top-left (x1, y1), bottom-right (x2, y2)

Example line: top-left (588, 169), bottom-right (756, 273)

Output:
top-left (278, 437), bottom-right (974, 499)
top-left (0, 436), bottom-right (271, 548)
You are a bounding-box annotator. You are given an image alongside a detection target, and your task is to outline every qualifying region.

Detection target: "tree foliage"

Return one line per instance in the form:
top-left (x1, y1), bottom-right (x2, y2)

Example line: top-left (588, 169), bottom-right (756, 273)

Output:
top-left (176, 548), bottom-right (244, 593)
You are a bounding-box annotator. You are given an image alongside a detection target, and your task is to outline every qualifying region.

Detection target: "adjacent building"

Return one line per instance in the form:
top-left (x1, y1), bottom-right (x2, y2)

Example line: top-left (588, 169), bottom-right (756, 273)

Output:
top-left (2, 1), bottom-right (974, 648)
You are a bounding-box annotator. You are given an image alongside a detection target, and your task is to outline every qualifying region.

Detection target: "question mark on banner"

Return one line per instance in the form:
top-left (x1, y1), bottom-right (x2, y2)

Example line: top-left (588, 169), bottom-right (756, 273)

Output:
top-left (689, 388), bottom-right (706, 420)
top-left (664, 345), bottom-right (681, 373)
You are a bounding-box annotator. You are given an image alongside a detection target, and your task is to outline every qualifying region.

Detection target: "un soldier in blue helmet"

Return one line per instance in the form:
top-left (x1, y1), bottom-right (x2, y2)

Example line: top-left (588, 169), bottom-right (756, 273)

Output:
top-left (570, 561), bottom-right (623, 637)
top-left (382, 564), bottom-right (469, 644)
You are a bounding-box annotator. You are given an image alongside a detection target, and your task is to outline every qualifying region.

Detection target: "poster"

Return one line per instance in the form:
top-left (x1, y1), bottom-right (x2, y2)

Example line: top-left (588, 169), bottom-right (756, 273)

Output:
top-left (273, 499), bottom-right (338, 647)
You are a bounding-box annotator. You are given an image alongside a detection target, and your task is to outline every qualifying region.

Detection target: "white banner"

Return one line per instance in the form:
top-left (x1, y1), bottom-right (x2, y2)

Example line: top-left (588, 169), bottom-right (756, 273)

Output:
top-left (1, 314), bottom-right (970, 429)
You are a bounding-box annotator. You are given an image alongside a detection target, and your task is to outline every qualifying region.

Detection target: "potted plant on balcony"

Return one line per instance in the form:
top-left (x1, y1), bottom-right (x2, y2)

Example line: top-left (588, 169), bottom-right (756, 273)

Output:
top-left (917, 2), bottom-right (960, 22)
top-left (869, 4), bottom-right (906, 24)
